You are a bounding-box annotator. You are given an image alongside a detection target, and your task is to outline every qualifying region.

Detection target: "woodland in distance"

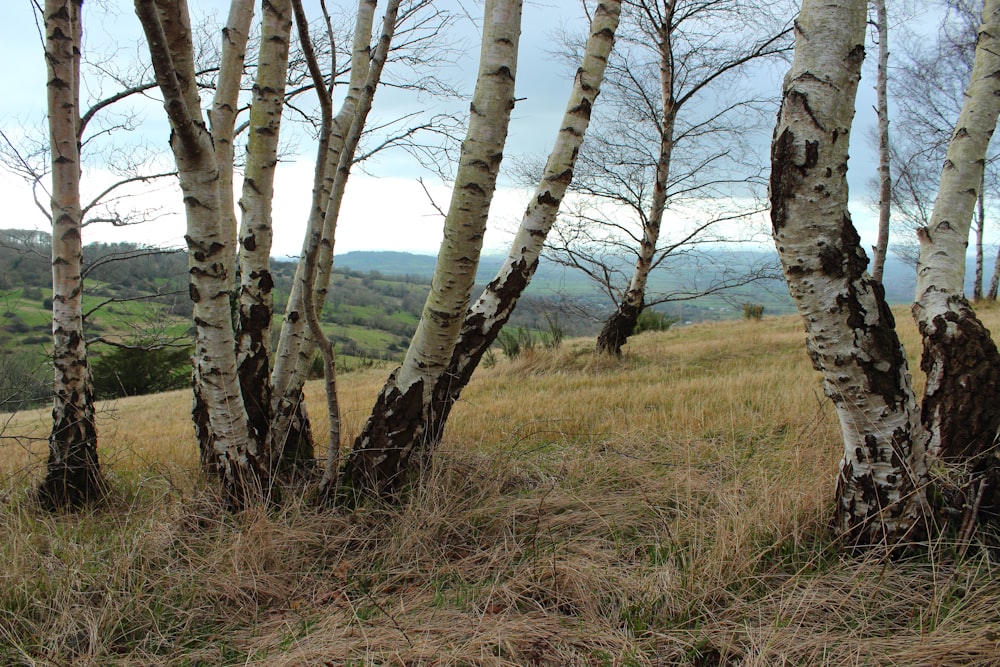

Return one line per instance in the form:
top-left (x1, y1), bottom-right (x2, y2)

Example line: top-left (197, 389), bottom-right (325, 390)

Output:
top-left (3, 0), bottom-right (1000, 664)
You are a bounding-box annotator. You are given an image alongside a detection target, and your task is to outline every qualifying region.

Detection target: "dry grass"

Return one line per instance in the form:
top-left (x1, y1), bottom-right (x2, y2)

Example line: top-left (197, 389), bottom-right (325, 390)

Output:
top-left (2, 307), bottom-right (1000, 665)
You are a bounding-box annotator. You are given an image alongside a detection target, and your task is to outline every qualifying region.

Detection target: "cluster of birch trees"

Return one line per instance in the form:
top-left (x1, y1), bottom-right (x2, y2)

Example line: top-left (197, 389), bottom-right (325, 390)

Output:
top-left (32, 0), bottom-right (1000, 549)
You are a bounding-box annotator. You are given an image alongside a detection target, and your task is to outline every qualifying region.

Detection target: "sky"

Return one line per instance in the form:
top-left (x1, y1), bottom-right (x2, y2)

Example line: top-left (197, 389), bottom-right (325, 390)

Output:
top-left (0, 0), bottom-right (924, 260)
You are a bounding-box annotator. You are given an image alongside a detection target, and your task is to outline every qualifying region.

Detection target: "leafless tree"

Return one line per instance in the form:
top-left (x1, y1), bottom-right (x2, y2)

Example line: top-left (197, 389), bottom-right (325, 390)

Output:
top-left (543, 0), bottom-right (794, 356)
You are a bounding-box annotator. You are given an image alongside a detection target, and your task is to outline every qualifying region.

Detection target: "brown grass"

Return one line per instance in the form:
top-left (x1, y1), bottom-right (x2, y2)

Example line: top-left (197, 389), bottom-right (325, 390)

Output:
top-left (2, 306), bottom-right (1000, 665)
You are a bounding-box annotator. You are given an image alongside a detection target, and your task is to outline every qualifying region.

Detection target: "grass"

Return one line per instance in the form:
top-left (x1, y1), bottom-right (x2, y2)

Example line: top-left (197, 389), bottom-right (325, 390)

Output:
top-left (2, 307), bottom-right (1000, 665)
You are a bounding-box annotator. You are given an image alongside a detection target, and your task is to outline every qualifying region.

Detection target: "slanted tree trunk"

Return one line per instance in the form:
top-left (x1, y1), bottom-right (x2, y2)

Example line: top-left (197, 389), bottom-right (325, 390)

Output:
top-left (236, 0), bottom-right (293, 461)
top-left (912, 0), bottom-right (1000, 519)
top-left (770, 0), bottom-right (927, 545)
top-left (595, 18), bottom-right (677, 357)
top-left (269, 0), bottom-right (379, 473)
top-left (341, 0), bottom-right (522, 497)
top-left (136, 0), bottom-right (269, 509)
top-left (39, 0), bottom-right (106, 508)
top-left (870, 0), bottom-right (891, 283)
top-left (421, 0), bottom-right (620, 446)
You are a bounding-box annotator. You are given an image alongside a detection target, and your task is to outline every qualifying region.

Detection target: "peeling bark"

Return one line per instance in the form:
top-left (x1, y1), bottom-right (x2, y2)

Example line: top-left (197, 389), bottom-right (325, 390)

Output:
top-left (425, 0), bottom-right (620, 444)
top-left (343, 0), bottom-right (523, 497)
top-left (770, 0), bottom-right (927, 545)
top-left (39, 0), bottom-right (105, 509)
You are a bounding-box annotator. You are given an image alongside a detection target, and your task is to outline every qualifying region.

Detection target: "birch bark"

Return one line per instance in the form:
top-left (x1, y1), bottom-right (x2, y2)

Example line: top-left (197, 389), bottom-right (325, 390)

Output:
top-left (912, 0), bottom-right (1000, 476)
top-left (770, 0), bottom-right (927, 544)
top-left (341, 0), bottom-right (522, 496)
top-left (427, 0), bottom-right (621, 442)
top-left (39, 0), bottom-right (106, 508)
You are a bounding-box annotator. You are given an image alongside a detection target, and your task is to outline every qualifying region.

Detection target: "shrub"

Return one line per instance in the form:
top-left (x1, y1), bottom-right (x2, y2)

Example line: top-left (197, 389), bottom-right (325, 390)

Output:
top-left (633, 309), bottom-right (676, 335)
top-left (542, 313), bottom-right (564, 350)
top-left (91, 345), bottom-right (191, 399)
top-left (497, 327), bottom-right (538, 360)
top-left (497, 328), bottom-right (521, 360)
top-left (742, 303), bottom-right (765, 320)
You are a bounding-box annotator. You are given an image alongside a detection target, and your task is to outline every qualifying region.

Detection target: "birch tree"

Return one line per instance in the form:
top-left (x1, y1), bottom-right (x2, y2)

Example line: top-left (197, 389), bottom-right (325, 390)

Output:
top-left (340, 0), bottom-right (523, 497)
top-left (136, 0), bottom-right (270, 508)
top-left (38, 0), bottom-right (106, 508)
top-left (870, 0), bottom-right (891, 283)
top-left (548, 0), bottom-right (792, 356)
top-left (268, 0), bottom-right (400, 473)
top-left (770, 0), bottom-right (928, 544)
top-left (235, 0), bottom-right (293, 466)
top-left (888, 0), bottom-right (994, 288)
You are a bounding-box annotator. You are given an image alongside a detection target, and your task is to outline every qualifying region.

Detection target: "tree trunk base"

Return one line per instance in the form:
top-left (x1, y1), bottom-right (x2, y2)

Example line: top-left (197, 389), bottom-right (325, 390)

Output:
top-left (917, 295), bottom-right (1000, 461)
top-left (37, 445), bottom-right (105, 510)
top-left (916, 294), bottom-right (1000, 538)
top-left (218, 452), bottom-right (278, 512)
top-left (271, 391), bottom-right (317, 480)
top-left (596, 301), bottom-right (643, 356)
top-left (340, 371), bottom-right (426, 501)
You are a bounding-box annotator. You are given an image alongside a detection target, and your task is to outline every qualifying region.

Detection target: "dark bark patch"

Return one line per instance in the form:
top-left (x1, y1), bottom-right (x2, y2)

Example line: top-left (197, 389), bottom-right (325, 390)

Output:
top-left (342, 373), bottom-right (426, 499)
top-left (271, 391), bottom-right (316, 480)
top-left (427, 257), bottom-right (537, 442)
top-left (256, 270), bottom-right (274, 293)
top-left (568, 97), bottom-right (592, 119)
top-left (537, 190), bottom-right (560, 207)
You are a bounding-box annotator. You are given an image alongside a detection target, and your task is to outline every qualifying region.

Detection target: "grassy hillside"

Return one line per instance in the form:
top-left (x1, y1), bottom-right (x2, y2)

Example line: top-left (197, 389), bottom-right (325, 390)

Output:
top-left (2, 307), bottom-right (999, 665)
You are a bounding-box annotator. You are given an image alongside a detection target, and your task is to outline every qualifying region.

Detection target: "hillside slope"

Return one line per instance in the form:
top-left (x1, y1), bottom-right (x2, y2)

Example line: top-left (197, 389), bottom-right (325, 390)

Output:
top-left (2, 308), bottom-right (999, 665)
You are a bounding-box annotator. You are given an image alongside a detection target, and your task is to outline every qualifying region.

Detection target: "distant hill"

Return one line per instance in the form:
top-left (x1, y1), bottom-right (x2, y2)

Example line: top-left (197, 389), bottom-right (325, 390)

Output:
top-left (0, 227), bottom-right (991, 387)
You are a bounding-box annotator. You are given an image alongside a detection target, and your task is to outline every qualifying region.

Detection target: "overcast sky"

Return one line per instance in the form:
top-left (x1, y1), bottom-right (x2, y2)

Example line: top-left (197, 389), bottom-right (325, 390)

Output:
top-left (0, 0), bottom-right (909, 258)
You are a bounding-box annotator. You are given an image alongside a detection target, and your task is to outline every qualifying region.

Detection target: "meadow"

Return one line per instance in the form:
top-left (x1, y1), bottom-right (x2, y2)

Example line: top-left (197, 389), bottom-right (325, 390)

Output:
top-left (1, 308), bottom-right (999, 665)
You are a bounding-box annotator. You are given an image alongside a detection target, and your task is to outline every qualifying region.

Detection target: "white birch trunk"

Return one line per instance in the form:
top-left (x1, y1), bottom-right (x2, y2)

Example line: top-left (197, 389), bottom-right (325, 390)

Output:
top-left (342, 0), bottom-right (522, 496)
top-left (136, 0), bottom-right (266, 509)
top-left (209, 0), bottom-right (253, 276)
top-left (301, 0), bottom-right (400, 493)
top-left (988, 241), bottom-right (1000, 299)
top-left (40, 0), bottom-right (105, 508)
top-left (236, 0), bottom-right (293, 457)
top-left (188, 0), bottom-right (254, 471)
top-left (770, 0), bottom-right (927, 544)
top-left (911, 0), bottom-right (1000, 472)
top-left (427, 0), bottom-right (621, 441)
